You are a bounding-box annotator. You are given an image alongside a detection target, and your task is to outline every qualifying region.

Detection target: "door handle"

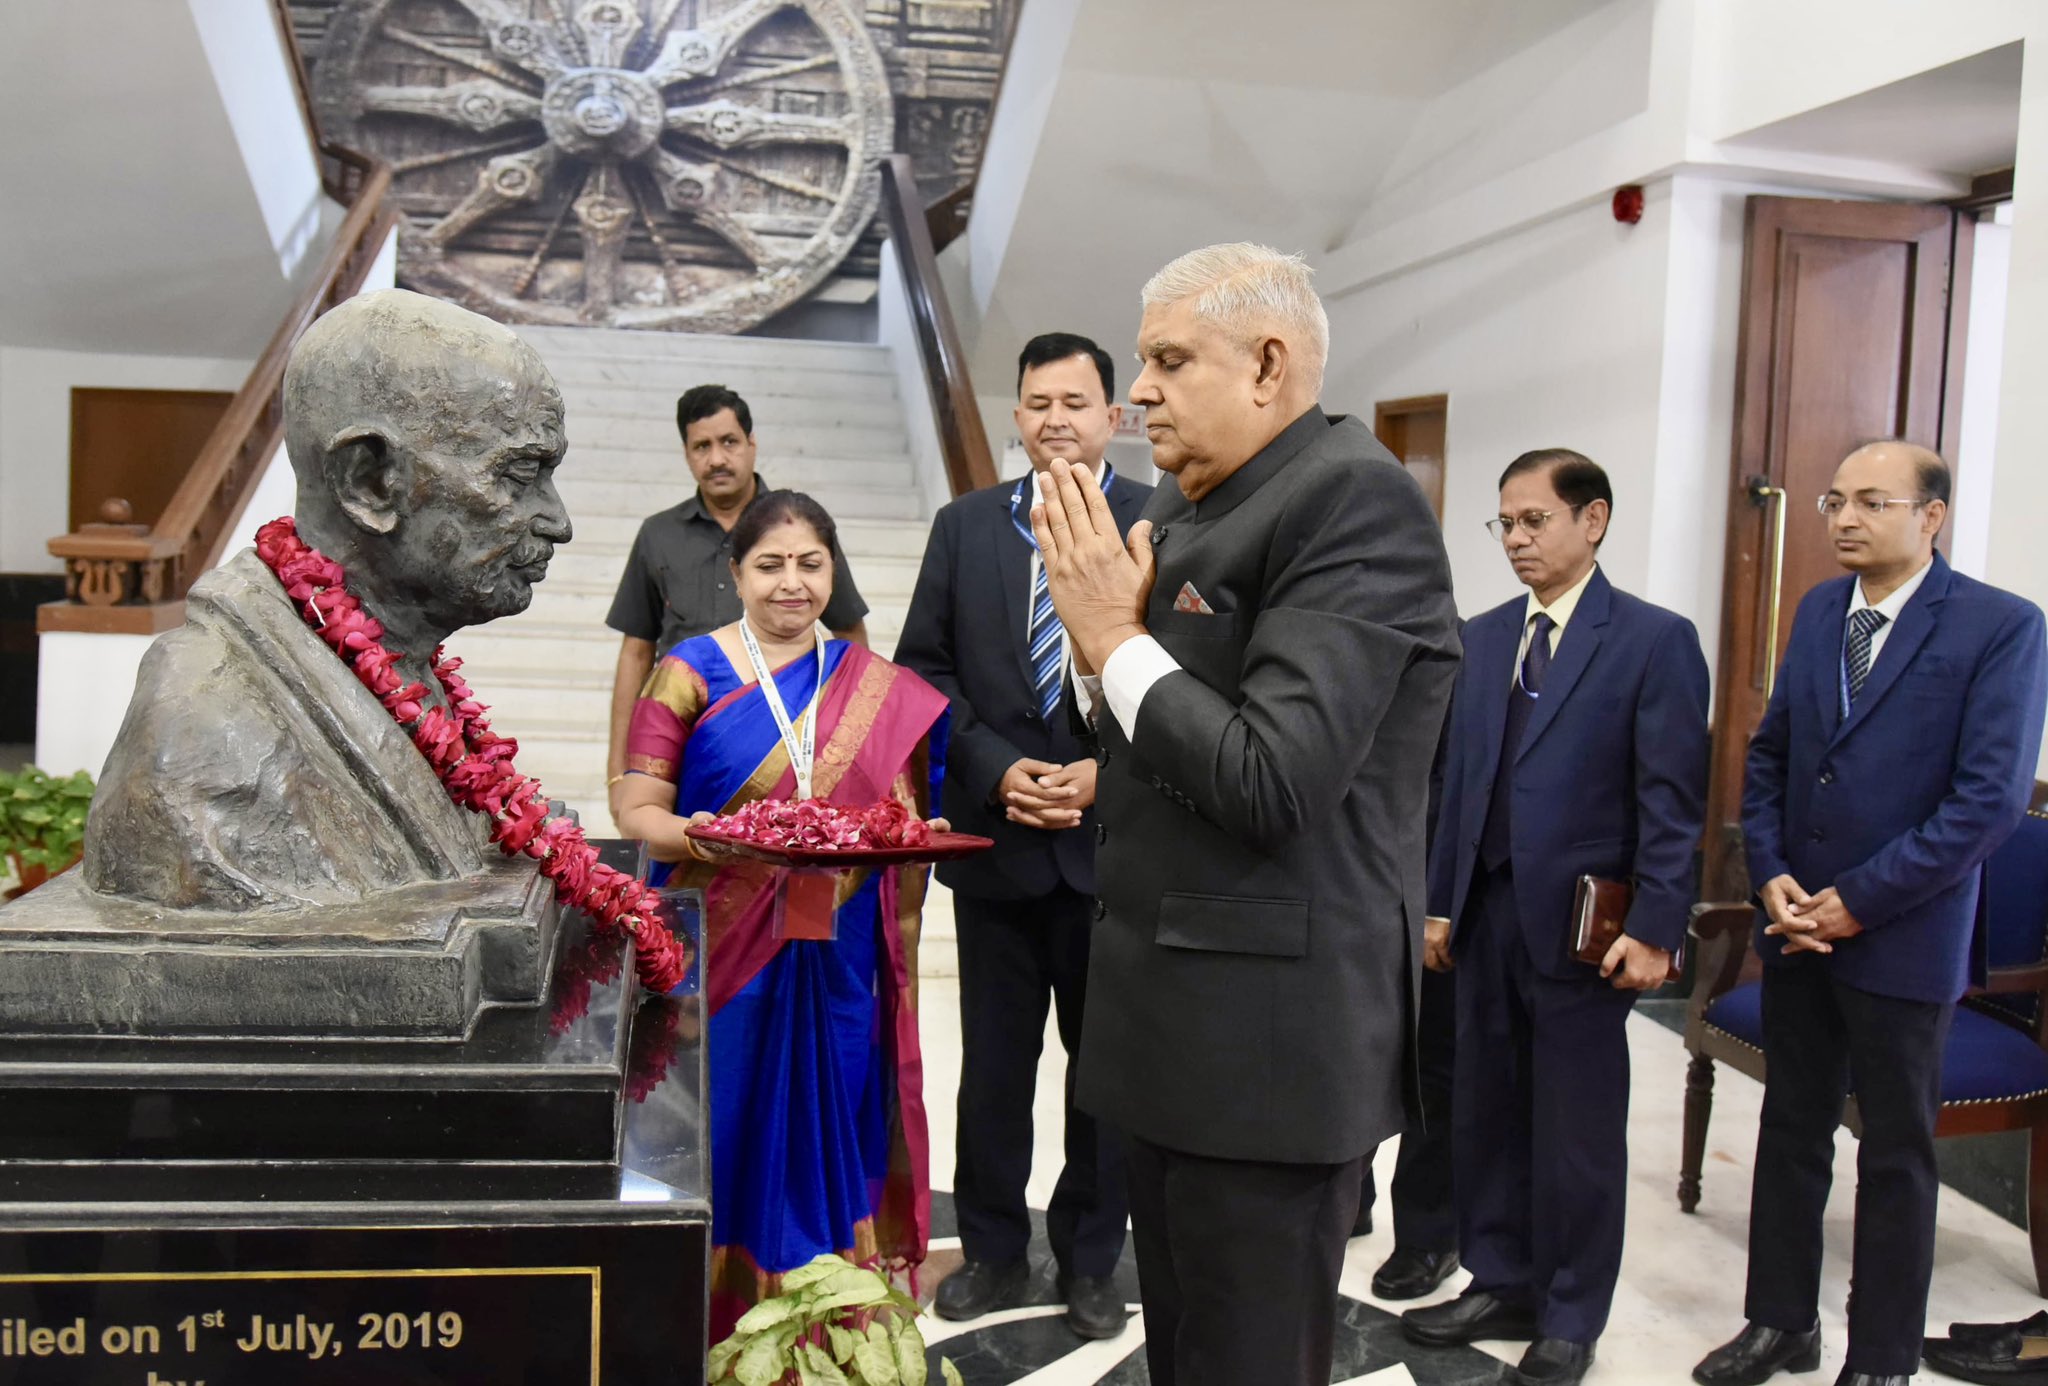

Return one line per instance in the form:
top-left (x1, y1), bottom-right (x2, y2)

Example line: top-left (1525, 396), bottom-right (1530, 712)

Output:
top-left (1747, 477), bottom-right (1787, 702)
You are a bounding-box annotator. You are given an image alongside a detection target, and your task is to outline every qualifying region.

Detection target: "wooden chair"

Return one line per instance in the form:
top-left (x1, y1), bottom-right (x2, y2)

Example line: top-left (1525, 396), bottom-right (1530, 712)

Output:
top-left (1678, 780), bottom-right (2048, 1294)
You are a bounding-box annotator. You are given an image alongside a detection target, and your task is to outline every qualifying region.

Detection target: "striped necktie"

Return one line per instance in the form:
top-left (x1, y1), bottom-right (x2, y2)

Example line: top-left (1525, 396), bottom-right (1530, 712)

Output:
top-left (1845, 607), bottom-right (1888, 706)
top-left (1011, 467), bottom-right (1111, 723)
top-left (1027, 561), bottom-right (1064, 721)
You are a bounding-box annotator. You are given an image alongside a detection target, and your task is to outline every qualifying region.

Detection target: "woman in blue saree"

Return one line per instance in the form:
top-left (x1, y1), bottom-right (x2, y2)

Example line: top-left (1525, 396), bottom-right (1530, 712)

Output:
top-left (616, 491), bottom-right (950, 1342)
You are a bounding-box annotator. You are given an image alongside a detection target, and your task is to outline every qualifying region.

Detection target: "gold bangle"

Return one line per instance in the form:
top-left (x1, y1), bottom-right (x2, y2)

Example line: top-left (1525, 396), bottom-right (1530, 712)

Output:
top-left (606, 773), bottom-right (627, 787)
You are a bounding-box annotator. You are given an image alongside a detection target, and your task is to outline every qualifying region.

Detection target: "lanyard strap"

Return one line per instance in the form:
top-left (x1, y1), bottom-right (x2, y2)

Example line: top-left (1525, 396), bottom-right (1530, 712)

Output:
top-left (739, 620), bottom-right (825, 799)
top-left (1011, 462), bottom-right (1116, 549)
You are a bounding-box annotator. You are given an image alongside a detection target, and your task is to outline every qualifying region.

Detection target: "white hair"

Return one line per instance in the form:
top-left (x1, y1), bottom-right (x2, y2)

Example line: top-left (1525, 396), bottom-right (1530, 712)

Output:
top-left (1140, 242), bottom-right (1329, 395)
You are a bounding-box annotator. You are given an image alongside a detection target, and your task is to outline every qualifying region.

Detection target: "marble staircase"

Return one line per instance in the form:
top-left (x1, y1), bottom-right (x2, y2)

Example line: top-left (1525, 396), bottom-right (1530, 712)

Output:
top-left (439, 324), bottom-right (957, 975)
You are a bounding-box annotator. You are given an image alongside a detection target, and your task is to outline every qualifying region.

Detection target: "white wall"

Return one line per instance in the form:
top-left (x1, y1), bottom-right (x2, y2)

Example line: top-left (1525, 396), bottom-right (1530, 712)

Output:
top-left (0, 347), bottom-right (252, 573)
top-left (1322, 185), bottom-right (1676, 626)
top-left (33, 633), bottom-right (156, 779)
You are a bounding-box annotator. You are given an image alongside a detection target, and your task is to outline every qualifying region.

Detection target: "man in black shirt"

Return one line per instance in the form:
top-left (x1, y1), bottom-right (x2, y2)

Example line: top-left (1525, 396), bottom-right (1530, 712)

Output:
top-left (604, 384), bottom-right (868, 820)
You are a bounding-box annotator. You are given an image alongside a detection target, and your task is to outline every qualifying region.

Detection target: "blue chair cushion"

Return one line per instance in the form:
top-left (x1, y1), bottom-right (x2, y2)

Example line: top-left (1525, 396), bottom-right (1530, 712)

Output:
top-left (1705, 981), bottom-right (2048, 1105)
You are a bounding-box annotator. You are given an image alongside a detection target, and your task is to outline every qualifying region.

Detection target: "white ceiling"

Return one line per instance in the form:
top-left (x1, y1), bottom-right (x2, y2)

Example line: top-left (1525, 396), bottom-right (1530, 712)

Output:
top-left (1718, 41), bottom-right (2022, 178)
top-left (0, 1), bottom-right (298, 355)
top-left (962, 0), bottom-right (1627, 396)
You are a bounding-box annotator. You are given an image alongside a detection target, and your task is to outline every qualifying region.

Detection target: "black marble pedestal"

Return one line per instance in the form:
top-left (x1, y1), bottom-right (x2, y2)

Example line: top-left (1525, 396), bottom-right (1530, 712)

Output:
top-left (0, 843), bottom-right (707, 1385)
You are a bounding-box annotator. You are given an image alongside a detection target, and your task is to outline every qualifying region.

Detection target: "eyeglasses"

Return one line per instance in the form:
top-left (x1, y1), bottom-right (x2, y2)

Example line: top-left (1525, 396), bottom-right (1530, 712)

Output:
top-left (1485, 505), bottom-right (1584, 541)
top-left (1816, 495), bottom-right (1928, 519)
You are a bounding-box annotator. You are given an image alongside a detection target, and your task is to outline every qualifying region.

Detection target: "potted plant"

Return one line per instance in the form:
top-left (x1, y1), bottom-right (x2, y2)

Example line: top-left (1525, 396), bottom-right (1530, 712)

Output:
top-left (0, 767), bottom-right (94, 900)
top-left (709, 1254), bottom-right (964, 1386)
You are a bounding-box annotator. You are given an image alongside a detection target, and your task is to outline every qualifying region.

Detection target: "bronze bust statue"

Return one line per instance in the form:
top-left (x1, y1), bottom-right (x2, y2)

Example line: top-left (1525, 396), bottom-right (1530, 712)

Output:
top-left (88, 289), bottom-right (571, 911)
top-left (0, 291), bottom-right (576, 1036)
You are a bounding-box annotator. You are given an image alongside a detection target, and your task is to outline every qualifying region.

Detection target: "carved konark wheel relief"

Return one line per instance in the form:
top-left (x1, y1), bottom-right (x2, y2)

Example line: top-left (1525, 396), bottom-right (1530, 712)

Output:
top-left (315, 0), bottom-right (894, 332)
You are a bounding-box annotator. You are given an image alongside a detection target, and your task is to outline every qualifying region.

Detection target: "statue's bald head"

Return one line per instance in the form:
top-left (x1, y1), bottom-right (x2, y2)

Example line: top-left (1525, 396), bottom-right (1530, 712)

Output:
top-left (285, 289), bottom-right (559, 493)
top-left (281, 289), bottom-right (572, 638)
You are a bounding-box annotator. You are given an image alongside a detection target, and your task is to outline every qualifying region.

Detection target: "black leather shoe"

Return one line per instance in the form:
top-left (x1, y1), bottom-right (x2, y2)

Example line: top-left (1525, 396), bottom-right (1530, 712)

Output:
top-left (1924, 1330), bottom-right (2048, 1385)
top-left (1401, 1289), bottom-right (1538, 1346)
top-left (1925, 1318), bottom-right (2048, 1383)
top-left (1692, 1322), bottom-right (1823, 1386)
top-left (1372, 1246), bottom-right (1461, 1300)
top-left (1060, 1275), bottom-right (1128, 1340)
top-left (1510, 1337), bottom-right (1595, 1385)
top-left (1352, 1203), bottom-right (1374, 1237)
top-left (1948, 1310), bottom-right (2048, 1344)
top-left (1833, 1373), bottom-right (1910, 1386)
top-left (934, 1259), bottom-right (1029, 1322)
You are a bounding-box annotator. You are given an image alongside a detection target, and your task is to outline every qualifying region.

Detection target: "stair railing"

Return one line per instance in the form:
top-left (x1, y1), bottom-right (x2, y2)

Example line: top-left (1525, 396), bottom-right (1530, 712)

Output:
top-left (878, 153), bottom-right (998, 500)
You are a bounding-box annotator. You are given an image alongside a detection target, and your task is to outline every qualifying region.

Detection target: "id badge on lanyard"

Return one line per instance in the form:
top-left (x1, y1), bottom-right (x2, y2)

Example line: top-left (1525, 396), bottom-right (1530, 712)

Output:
top-left (738, 620), bottom-right (825, 799)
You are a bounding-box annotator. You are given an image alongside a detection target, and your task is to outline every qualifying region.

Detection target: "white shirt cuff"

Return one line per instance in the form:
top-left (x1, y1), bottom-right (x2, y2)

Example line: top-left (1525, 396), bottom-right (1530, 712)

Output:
top-left (1100, 635), bottom-right (1181, 744)
top-left (1073, 671), bottom-right (1104, 728)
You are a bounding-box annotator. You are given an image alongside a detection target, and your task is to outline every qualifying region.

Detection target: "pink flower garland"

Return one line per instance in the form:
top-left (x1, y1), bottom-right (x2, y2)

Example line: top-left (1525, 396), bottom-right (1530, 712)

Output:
top-left (254, 517), bottom-right (687, 994)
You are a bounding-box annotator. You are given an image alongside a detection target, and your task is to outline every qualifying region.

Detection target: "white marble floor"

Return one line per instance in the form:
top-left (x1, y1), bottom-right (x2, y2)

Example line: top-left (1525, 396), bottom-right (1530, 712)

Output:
top-left (914, 955), bottom-right (2041, 1384)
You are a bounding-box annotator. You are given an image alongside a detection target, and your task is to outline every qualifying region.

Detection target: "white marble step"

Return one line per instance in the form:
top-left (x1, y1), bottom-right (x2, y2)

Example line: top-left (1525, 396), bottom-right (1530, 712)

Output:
top-left (541, 356), bottom-right (892, 395)
top-left (570, 415), bottom-right (910, 457)
top-left (560, 388), bottom-right (907, 430)
top-left (560, 477), bottom-right (922, 522)
top-left (519, 324), bottom-right (892, 369)
top-left (562, 450), bottom-right (914, 490)
top-left (539, 518), bottom-right (935, 563)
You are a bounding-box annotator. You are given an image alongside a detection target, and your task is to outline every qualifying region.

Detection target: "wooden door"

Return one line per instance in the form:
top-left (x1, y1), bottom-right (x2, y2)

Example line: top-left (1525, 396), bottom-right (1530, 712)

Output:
top-left (1376, 394), bottom-right (1447, 521)
top-left (1702, 197), bottom-right (1971, 899)
top-left (69, 388), bottom-right (233, 532)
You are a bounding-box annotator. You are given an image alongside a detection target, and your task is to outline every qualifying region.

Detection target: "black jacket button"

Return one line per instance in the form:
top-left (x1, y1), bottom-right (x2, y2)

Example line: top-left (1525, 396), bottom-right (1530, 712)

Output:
top-left (1094, 746), bottom-right (1109, 767)
top-left (1094, 823), bottom-right (1107, 845)
top-left (1810, 828), bottom-right (1827, 843)
top-left (1093, 900), bottom-right (1107, 921)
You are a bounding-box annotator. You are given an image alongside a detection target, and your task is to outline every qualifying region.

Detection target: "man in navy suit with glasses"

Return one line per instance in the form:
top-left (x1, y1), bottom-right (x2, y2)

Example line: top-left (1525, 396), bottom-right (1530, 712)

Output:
top-left (1404, 448), bottom-right (1710, 1386)
top-left (1695, 441), bottom-right (2047, 1386)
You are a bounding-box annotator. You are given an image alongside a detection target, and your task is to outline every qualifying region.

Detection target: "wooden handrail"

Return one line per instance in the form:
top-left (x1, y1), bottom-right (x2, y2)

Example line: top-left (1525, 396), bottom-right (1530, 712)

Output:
top-left (42, 0), bottom-right (395, 636)
top-left (879, 153), bottom-right (998, 499)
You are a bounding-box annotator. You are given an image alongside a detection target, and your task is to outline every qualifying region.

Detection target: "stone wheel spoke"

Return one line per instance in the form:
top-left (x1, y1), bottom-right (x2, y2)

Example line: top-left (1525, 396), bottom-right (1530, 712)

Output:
top-left (445, 0), bottom-right (574, 81)
top-left (666, 98), bottom-right (854, 150)
top-left (361, 78), bottom-right (542, 133)
top-left (641, 0), bottom-right (801, 88)
top-left (380, 24), bottom-right (543, 90)
top-left (572, 0), bottom-right (643, 67)
top-left (644, 148), bottom-right (781, 268)
top-left (573, 169), bottom-right (635, 319)
top-left (426, 144), bottom-right (561, 247)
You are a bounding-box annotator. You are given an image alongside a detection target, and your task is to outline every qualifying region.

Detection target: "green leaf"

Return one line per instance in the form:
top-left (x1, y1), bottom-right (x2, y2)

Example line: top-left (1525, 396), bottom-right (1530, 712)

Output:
top-left (781, 1255), bottom-right (853, 1292)
top-left (826, 1324), bottom-right (858, 1364)
top-left (851, 1322), bottom-right (899, 1386)
top-left (940, 1359), bottom-right (963, 1386)
top-left (707, 1331), bottom-right (746, 1380)
top-left (892, 1323), bottom-right (928, 1386)
top-left (734, 1326), bottom-right (796, 1386)
top-left (802, 1267), bottom-right (891, 1305)
top-left (734, 1296), bottom-right (802, 1336)
top-left (801, 1342), bottom-right (852, 1386)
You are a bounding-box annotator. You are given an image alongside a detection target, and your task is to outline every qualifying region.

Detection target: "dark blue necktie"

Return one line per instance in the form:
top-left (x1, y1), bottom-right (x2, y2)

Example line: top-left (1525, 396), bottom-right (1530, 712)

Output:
top-left (1481, 612), bottom-right (1556, 871)
top-left (1518, 612), bottom-right (1556, 697)
top-left (1844, 607), bottom-right (1887, 707)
